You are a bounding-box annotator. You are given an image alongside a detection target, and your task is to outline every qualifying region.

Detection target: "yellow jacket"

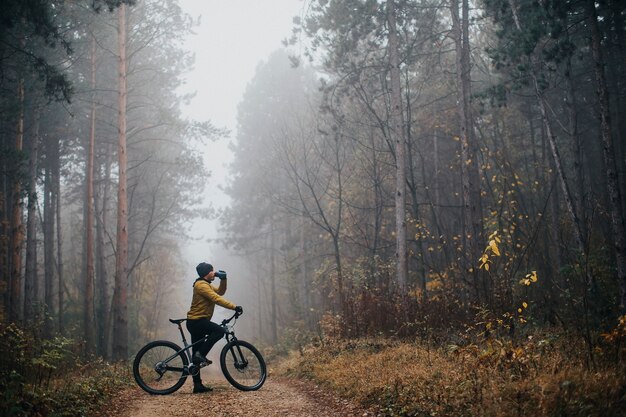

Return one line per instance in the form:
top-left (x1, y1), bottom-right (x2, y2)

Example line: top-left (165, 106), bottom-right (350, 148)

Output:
top-left (187, 279), bottom-right (236, 320)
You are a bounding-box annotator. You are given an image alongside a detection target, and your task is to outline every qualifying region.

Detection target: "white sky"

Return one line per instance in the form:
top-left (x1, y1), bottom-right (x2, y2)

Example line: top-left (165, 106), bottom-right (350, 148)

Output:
top-left (177, 0), bottom-right (305, 266)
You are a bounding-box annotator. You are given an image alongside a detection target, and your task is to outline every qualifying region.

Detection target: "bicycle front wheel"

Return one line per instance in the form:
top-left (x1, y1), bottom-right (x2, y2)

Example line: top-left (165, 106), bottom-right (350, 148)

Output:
top-left (133, 340), bottom-right (188, 395)
top-left (220, 340), bottom-right (266, 391)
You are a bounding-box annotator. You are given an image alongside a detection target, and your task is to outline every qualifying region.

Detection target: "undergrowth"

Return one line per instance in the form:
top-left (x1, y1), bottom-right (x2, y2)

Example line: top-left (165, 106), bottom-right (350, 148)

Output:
top-left (275, 327), bottom-right (626, 417)
top-left (0, 322), bottom-right (132, 417)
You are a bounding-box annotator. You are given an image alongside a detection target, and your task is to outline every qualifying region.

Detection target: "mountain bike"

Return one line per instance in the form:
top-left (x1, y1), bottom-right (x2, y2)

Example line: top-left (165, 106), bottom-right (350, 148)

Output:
top-left (132, 311), bottom-right (266, 394)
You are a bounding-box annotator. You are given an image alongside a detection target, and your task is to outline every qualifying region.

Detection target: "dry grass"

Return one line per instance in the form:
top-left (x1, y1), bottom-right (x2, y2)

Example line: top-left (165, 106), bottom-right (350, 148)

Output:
top-left (275, 337), bottom-right (626, 417)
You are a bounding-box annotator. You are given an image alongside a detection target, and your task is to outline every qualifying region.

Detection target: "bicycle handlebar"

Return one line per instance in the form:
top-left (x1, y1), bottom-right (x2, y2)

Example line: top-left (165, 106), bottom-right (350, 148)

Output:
top-left (221, 310), bottom-right (242, 326)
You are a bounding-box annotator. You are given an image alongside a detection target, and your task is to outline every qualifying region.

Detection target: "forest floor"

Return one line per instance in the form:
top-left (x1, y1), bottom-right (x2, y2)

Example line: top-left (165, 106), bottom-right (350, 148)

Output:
top-left (93, 374), bottom-right (378, 417)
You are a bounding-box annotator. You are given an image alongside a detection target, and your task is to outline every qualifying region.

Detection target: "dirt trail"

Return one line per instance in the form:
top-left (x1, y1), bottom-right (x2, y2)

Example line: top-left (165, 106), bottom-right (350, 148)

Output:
top-left (97, 376), bottom-right (378, 417)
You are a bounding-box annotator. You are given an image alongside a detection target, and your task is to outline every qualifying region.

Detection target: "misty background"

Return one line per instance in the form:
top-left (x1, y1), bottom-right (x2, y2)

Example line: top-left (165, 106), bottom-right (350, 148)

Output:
top-left (176, 0), bottom-right (306, 345)
top-left (2, 0), bottom-right (625, 376)
top-left (2, 0), bottom-right (626, 414)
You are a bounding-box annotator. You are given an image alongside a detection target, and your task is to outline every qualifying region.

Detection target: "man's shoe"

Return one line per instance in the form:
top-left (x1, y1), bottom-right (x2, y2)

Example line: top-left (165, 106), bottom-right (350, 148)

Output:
top-left (192, 352), bottom-right (212, 366)
top-left (193, 384), bottom-right (213, 394)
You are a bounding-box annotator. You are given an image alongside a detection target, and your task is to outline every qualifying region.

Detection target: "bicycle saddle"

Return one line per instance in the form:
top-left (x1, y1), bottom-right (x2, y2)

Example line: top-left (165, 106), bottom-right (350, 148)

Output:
top-left (169, 318), bottom-right (187, 324)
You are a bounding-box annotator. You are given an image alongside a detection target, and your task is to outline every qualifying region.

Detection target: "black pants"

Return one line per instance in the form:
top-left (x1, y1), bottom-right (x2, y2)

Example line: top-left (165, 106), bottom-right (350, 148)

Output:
top-left (186, 318), bottom-right (225, 383)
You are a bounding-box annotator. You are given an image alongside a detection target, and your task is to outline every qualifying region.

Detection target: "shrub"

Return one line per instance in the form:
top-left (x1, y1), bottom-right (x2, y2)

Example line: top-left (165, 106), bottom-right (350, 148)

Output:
top-left (0, 323), bottom-right (131, 416)
top-left (277, 334), bottom-right (626, 417)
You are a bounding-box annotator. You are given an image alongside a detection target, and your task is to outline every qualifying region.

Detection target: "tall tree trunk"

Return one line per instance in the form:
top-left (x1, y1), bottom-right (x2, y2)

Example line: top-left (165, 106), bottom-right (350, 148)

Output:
top-left (587, 0), bottom-right (626, 312)
top-left (43, 140), bottom-right (55, 330)
top-left (96, 143), bottom-right (112, 358)
top-left (332, 132), bottom-right (345, 308)
top-left (564, 43), bottom-right (588, 248)
top-left (608, 0), bottom-right (626, 213)
top-left (55, 143), bottom-right (63, 334)
top-left (9, 77), bottom-right (25, 322)
top-left (1, 128), bottom-right (7, 318)
top-left (371, 132), bottom-right (383, 260)
top-left (452, 0), bottom-right (484, 304)
top-left (387, 0), bottom-right (407, 289)
top-left (24, 106), bottom-right (40, 321)
top-left (404, 67), bottom-right (427, 297)
top-left (269, 219), bottom-right (278, 344)
top-left (113, 3), bottom-right (129, 360)
top-left (1, 149), bottom-right (7, 319)
top-left (84, 35), bottom-right (97, 353)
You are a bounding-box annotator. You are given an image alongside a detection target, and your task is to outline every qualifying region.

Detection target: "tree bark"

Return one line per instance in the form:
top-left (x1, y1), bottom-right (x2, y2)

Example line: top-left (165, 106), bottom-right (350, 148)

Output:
top-left (96, 142), bottom-right (112, 358)
top-left (113, 3), bottom-right (129, 360)
top-left (1, 137), bottom-right (7, 319)
top-left (43, 139), bottom-right (55, 329)
top-left (387, 0), bottom-right (408, 290)
top-left (24, 105), bottom-right (40, 321)
top-left (587, 0), bottom-right (626, 312)
top-left (9, 77), bottom-right (25, 322)
top-left (84, 35), bottom-right (97, 353)
top-left (55, 142), bottom-right (63, 334)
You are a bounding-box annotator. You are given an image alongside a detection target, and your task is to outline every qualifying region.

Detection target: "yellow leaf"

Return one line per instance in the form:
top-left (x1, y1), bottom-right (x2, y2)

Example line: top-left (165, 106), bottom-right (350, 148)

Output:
top-left (600, 333), bottom-right (613, 342)
top-left (522, 302), bottom-right (528, 309)
top-left (484, 263), bottom-right (490, 271)
top-left (489, 240), bottom-right (501, 256)
top-left (518, 308), bottom-right (522, 313)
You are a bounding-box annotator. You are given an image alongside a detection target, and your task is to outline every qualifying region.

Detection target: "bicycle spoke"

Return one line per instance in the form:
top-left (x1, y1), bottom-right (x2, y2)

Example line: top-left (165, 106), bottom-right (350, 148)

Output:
top-left (133, 341), bottom-right (188, 395)
top-left (220, 340), bottom-right (266, 391)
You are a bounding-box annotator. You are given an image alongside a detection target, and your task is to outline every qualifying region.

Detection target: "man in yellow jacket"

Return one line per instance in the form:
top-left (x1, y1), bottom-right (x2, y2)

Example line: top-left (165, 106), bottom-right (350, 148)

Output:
top-left (186, 262), bottom-right (242, 393)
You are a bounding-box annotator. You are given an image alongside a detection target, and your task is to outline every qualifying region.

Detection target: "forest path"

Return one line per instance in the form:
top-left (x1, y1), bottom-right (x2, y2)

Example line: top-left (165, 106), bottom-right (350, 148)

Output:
top-left (98, 376), bottom-right (378, 417)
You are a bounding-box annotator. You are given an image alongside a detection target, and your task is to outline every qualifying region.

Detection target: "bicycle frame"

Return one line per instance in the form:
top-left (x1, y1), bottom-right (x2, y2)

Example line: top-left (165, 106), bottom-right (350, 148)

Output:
top-left (162, 313), bottom-right (240, 375)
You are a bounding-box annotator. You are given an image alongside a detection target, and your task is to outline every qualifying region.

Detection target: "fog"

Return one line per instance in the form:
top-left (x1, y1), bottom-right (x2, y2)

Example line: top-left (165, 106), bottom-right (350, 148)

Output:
top-left (2, 0), bottom-right (625, 368)
top-left (2, 0), bottom-right (626, 413)
top-left (176, 0), bottom-right (305, 343)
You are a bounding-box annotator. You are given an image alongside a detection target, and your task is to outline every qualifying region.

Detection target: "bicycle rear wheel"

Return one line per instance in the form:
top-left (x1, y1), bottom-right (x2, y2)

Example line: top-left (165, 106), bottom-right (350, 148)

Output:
top-left (220, 340), bottom-right (266, 391)
top-left (133, 340), bottom-right (188, 395)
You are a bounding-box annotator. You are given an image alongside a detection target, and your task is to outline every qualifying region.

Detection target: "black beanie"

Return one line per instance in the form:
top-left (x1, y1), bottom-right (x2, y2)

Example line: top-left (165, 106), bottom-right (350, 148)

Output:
top-left (196, 262), bottom-right (213, 278)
